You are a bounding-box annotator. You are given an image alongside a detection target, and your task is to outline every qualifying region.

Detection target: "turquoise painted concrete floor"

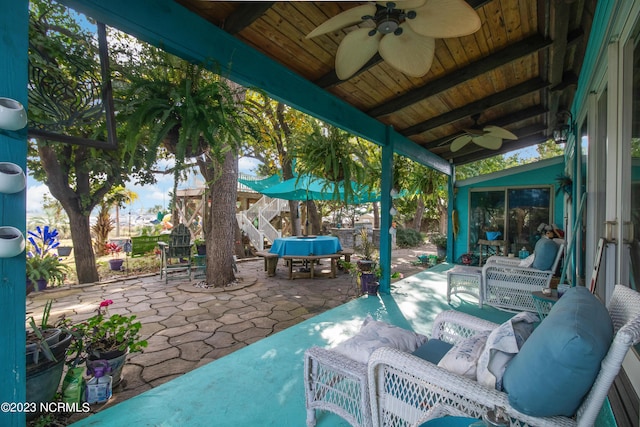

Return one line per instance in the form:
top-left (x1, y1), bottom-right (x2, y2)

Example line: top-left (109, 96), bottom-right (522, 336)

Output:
top-left (70, 264), bottom-right (613, 426)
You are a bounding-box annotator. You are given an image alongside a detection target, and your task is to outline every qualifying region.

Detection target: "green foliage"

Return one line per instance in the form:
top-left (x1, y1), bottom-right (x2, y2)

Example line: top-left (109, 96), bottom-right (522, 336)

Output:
top-left (430, 233), bottom-right (448, 249)
top-left (26, 254), bottom-right (69, 286)
top-left (356, 228), bottom-right (377, 260)
top-left (396, 228), bottom-right (425, 248)
top-left (68, 300), bottom-right (147, 358)
top-left (295, 122), bottom-right (368, 203)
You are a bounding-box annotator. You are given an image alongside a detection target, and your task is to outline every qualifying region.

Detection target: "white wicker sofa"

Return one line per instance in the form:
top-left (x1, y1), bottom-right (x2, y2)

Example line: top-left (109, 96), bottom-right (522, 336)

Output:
top-left (367, 285), bottom-right (640, 427)
top-left (482, 238), bottom-right (565, 312)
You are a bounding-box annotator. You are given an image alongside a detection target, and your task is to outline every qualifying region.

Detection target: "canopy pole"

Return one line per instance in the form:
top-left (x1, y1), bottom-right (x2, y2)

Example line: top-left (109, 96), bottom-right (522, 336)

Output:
top-left (379, 127), bottom-right (394, 294)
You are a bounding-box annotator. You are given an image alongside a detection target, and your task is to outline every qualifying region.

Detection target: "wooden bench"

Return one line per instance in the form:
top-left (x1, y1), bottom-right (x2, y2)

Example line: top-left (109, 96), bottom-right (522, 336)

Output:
top-left (255, 251), bottom-right (279, 277)
top-left (337, 248), bottom-right (354, 263)
top-left (281, 253), bottom-right (343, 279)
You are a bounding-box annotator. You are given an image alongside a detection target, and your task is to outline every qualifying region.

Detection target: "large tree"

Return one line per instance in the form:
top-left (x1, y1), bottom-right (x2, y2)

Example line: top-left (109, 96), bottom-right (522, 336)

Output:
top-left (27, 1), bottom-right (153, 283)
top-left (120, 48), bottom-right (244, 287)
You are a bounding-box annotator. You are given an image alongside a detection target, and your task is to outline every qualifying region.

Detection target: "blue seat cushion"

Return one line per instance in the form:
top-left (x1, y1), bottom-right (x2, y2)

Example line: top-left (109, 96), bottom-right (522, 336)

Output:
top-left (502, 286), bottom-right (613, 416)
top-left (411, 339), bottom-right (453, 364)
top-left (531, 237), bottom-right (559, 271)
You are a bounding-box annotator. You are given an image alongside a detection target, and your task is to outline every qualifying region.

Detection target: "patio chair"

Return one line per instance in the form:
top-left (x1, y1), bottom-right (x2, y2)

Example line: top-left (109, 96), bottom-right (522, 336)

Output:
top-left (158, 223), bottom-right (192, 283)
top-left (481, 238), bottom-right (565, 312)
top-left (368, 285), bottom-right (640, 427)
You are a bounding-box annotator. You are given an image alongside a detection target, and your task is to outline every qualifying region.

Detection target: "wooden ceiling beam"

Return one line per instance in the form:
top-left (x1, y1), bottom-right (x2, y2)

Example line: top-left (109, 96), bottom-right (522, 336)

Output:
top-left (401, 78), bottom-right (551, 137)
top-left (367, 35), bottom-right (552, 117)
top-left (422, 105), bottom-right (548, 150)
top-left (223, 2), bottom-right (274, 34)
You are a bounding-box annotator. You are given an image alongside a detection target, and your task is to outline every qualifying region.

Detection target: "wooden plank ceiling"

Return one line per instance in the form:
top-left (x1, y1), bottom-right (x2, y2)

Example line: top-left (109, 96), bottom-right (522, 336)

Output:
top-left (174, 0), bottom-right (596, 165)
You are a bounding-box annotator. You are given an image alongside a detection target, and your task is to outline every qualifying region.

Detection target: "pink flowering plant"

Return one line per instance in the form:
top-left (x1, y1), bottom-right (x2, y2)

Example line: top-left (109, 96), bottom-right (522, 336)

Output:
top-left (68, 299), bottom-right (147, 360)
top-left (105, 242), bottom-right (122, 259)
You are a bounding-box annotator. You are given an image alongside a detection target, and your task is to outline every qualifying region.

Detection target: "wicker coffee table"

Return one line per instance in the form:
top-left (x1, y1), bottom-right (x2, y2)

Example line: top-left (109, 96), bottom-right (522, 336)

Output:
top-left (447, 265), bottom-right (483, 307)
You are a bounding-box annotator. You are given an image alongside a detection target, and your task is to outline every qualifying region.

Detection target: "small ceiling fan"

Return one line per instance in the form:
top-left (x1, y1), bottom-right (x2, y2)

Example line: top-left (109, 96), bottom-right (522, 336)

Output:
top-left (306, 0), bottom-right (480, 80)
top-left (450, 115), bottom-right (518, 152)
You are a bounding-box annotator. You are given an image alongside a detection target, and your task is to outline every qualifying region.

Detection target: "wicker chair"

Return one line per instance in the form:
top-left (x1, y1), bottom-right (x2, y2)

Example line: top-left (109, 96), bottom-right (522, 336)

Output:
top-left (481, 239), bottom-right (565, 312)
top-left (368, 285), bottom-right (640, 427)
top-left (303, 311), bottom-right (498, 427)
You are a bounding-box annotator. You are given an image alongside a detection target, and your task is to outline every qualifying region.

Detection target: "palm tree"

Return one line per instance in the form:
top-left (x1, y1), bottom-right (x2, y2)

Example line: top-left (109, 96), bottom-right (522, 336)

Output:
top-left (92, 186), bottom-right (138, 256)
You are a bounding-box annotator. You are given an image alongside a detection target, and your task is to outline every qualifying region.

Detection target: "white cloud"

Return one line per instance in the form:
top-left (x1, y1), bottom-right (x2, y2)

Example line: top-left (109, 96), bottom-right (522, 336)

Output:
top-left (239, 157), bottom-right (262, 175)
top-left (26, 184), bottom-right (51, 214)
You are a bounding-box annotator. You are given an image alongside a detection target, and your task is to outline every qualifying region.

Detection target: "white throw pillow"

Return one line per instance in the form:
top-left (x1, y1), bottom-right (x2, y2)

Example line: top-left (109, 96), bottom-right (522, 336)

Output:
top-left (476, 311), bottom-right (538, 390)
top-left (519, 253), bottom-right (535, 268)
top-left (437, 331), bottom-right (491, 379)
top-left (332, 315), bottom-right (428, 364)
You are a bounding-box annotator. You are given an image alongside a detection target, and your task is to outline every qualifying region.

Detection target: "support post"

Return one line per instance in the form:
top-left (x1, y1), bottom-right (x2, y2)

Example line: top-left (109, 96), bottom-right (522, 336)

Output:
top-left (379, 127), bottom-right (394, 294)
top-left (447, 163), bottom-right (455, 263)
top-left (0, 1), bottom-right (29, 426)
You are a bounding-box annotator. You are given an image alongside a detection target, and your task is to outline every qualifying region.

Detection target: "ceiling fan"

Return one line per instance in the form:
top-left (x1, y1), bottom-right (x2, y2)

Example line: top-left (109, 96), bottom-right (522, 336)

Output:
top-left (450, 115), bottom-right (518, 152)
top-left (306, 0), bottom-right (481, 80)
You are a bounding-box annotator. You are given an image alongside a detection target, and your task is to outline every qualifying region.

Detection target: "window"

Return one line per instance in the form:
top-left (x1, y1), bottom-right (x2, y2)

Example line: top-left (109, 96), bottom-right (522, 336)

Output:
top-left (469, 187), bottom-right (552, 255)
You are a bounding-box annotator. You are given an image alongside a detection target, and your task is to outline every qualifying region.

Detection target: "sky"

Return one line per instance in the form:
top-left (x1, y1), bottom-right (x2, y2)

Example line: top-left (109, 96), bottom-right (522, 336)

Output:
top-left (26, 156), bottom-right (263, 216)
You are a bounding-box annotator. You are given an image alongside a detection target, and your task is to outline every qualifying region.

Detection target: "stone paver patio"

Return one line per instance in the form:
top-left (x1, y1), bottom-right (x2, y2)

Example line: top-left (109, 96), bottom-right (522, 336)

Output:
top-left (25, 247), bottom-right (433, 424)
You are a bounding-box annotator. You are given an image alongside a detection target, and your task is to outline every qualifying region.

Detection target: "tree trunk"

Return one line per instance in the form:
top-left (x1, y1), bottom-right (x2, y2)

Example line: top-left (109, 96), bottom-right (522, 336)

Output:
top-left (67, 210), bottom-right (100, 283)
top-left (373, 202), bottom-right (380, 229)
top-left (205, 149), bottom-right (238, 287)
top-left (289, 200), bottom-right (301, 236)
top-left (413, 197), bottom-right (425, 231)
top-left (306, 201), bottom-right (321, 235)
top-left (37, 144), bottom-right (104, 284)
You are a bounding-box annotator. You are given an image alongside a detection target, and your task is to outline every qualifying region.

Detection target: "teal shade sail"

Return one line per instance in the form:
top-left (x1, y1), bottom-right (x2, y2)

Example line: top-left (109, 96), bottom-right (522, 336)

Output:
top-left (259, 175), bottom-right (379, 204)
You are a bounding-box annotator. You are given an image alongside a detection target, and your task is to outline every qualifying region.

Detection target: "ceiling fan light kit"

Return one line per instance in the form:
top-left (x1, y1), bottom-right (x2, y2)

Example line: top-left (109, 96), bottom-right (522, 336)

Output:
top-left (307, 0), bottom-right (481, 80)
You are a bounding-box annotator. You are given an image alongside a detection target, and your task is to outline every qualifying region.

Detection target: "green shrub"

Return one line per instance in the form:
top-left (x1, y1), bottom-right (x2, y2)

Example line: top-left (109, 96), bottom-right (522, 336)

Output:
top-left (396, 228), bottom-right (424, 248)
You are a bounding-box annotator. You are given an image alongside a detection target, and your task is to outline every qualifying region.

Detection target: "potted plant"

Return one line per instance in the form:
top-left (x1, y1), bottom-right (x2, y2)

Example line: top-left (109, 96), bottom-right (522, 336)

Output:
top-left (69, 299), bottom-right (148, 386)
top-left (194, 238), bottom-right (206, 256)
top-left (355, 228), bottom-right (377, 272)
top-left (26, 253), bottom-right (69, 290)
top-left (105, 242), bottom-right (124, 271)
top-left (26, 300), bottom-right (74, 419)
top-left (430, 233), bottom-right (447, 259)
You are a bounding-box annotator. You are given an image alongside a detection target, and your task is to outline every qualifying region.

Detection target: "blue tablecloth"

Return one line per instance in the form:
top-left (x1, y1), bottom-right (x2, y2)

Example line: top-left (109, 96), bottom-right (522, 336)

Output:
top-left (269, 236), bottom-right (342, 257)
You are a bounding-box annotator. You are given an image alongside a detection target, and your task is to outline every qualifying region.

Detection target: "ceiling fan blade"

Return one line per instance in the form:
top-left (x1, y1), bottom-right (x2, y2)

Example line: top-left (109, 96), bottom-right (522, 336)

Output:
top-left (450, 135), bottom-right (472, 152)
top-left (483, 125), bottom-right (518, 140)
top-left (335, 28), bottom-right (382, 80)
top-left (307, 4), bottom-right (376, 38)
top-left (473, 135), bottom-right (503, 150)
top-left (377, 0), bottom-right (426, 9)
top-left (378, 24), bottom-right (434, 77)
top-left (407, 0), bottom-right (481, 38)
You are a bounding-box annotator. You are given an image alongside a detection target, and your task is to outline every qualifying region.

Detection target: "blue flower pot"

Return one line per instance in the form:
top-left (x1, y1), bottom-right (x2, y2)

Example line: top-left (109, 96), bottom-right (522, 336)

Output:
top-left (486, 231), bottom-right (502, 240)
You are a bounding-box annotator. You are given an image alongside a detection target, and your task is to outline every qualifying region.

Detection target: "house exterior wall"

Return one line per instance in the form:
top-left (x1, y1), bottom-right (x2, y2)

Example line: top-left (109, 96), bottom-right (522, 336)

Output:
top-left (453, 157), bottom-right (565, 260)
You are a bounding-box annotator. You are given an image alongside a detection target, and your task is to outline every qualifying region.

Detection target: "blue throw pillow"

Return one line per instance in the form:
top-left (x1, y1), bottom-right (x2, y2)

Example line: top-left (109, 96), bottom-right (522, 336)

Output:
top-left (502, 286), bottom-right (613, 417)
top-left (412, 339), bottom-right (453, 364)
top-left (531, 237), bottom-right (559, 271)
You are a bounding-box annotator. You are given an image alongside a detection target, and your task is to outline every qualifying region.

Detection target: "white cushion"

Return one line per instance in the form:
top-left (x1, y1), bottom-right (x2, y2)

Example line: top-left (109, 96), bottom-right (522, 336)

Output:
top-left (437, 331), bottom-right (490, 379)
top-left (332, 315), bottom-right (428, 364)
top-left (476, 312), bottom-right (538, 390)
top-left (519, 253), bottom-right (535, 268)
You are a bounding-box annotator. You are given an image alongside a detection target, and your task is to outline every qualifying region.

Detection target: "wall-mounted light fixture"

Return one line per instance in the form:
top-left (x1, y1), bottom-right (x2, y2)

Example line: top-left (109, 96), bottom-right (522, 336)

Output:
top-left (553, 110), bottom-right (573, 144)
